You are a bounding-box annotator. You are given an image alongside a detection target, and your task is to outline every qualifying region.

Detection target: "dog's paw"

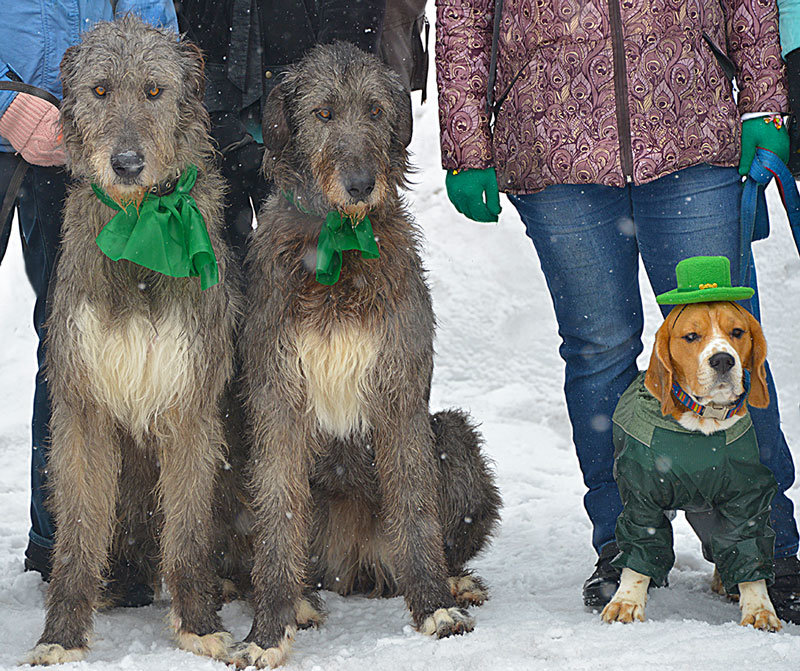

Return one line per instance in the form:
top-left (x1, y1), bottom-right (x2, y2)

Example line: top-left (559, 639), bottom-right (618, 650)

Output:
top-left (229, 637), bottom-right (293, 670)
top-left (711, 568), bottom-right (738, 601)
top-left (418, 607), bottom-right (475, 638)
top-left (601, 599), bottom-right (646, 624)
top-left (448, 574), bottom-right (489, 608)
top-left (295, 595), bottom-right (326, 629)
top-left (740, 608), bottom-right (782, 632)
top-left (175, 630), bottom-right (233, 660)
top-left (22, 643), bottom-right (87, 666)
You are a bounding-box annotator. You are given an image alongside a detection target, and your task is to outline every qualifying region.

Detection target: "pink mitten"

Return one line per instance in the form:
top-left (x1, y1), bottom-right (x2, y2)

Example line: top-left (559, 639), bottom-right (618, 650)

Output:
top-left (0, 92), bottom-right (65, 166)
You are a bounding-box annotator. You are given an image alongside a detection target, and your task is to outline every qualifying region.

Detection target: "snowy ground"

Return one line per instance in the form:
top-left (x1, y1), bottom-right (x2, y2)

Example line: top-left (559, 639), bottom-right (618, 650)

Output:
top-left (3, 74), bottom-right (800, 671)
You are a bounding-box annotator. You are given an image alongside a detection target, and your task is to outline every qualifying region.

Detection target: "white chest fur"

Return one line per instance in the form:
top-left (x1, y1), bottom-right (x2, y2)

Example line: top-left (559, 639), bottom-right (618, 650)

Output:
top-left (73, 301), bottom-right (194, 438)
top-left (294, 325), bottom-right (378, 438)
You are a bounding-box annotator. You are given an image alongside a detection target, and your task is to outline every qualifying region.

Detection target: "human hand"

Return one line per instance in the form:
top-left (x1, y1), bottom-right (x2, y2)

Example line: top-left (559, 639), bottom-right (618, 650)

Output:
top-left (0, 92), bottom-right (65, 166)
top-left (739, 115), bottom-right (789, 175)
top-left (445, 168), bottom-right (501, 223)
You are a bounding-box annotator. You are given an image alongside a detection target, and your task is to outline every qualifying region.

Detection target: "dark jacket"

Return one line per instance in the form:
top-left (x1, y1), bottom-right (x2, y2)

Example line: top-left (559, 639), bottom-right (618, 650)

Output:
top-left (177, 0), bottom-right (386, 116)
top-left (611, 373), bottom-right (776, 592)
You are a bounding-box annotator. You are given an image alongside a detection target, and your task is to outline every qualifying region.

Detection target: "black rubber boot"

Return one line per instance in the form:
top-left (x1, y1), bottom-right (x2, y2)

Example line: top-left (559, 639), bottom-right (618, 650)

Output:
top-left (769, 555), bottom-right (800, 625)
top-left (23, 539), bottom-right (52, 581)
top-left (583, 542), bottom-right (621, 608)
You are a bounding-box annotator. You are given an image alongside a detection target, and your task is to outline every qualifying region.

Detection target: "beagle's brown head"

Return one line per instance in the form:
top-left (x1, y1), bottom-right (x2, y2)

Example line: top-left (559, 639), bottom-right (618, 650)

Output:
top-left (644, 301), bottom-right (769, 419)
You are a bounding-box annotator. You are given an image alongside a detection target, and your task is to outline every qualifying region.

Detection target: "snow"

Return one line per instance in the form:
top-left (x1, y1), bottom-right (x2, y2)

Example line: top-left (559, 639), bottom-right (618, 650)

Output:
top-left (2, 70), bottom-right (800, 671)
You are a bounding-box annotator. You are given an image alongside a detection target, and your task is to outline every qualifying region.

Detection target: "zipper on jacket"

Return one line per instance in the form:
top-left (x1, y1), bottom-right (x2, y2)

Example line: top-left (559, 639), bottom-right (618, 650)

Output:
top-left (607, 0), bottom-right (633, 181)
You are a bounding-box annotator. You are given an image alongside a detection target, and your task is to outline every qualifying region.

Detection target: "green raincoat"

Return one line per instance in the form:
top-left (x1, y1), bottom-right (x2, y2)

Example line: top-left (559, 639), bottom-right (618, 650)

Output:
top-left (611, 373), bottom-right (776, 592)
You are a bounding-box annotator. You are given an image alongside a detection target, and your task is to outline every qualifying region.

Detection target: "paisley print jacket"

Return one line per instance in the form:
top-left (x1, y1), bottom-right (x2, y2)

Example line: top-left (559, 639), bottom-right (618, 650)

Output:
top-left (435, 0), bottom-right (788, 194)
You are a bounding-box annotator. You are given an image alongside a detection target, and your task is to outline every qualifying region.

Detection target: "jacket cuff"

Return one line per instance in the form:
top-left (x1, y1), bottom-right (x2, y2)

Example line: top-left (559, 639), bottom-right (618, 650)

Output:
top-left (0, 64), bottom-right (20, 118)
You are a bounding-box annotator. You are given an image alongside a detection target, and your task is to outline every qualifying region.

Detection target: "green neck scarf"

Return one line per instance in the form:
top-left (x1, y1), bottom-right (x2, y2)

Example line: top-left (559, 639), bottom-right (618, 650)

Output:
top-left (284, 192), bottom-right (380, 285)
top-left (92, 164), bottom-right (219, 290)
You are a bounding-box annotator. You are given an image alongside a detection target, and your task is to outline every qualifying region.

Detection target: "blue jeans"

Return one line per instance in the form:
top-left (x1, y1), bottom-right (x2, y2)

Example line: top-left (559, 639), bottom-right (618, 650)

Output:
top-left (509, 163), bottom-right (799, 559)
top-left (0, 153), bottom-right (67, 563)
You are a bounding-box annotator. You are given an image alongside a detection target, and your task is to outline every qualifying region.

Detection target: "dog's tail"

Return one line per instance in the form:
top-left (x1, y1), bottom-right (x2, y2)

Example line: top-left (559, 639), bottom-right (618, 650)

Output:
top-left (430, 410), bottom-right (502, 574)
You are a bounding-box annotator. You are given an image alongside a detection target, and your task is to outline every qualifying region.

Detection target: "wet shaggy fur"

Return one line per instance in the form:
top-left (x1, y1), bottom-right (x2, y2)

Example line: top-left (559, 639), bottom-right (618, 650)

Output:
top-left (234, 42), bottom-right (501, 668)
top-left (25, 16), bottom-right (244, 665)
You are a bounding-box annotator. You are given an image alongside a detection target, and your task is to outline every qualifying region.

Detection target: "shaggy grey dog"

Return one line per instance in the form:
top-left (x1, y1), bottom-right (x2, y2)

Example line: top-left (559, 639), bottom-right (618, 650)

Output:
top-left (233, 42), bottom-right (501, 669)
top-left (24, 16), bottom-right (242, 665)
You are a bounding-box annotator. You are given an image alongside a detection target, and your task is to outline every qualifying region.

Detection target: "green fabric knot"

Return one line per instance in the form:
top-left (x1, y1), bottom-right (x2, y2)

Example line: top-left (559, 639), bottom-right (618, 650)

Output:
top-left (92, 164), bottom-right (219, 290)
top-left (315, 210), bottom-right (380, 285)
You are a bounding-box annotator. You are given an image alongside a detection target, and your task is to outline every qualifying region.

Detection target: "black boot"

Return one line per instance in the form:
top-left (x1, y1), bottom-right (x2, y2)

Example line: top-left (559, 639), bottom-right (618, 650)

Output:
top-left (769, 555), bottom-right (800, 624)
top-left (583, 542), bottom-right (621, 608)
top-left (23, 539), bottom-right (52, 581)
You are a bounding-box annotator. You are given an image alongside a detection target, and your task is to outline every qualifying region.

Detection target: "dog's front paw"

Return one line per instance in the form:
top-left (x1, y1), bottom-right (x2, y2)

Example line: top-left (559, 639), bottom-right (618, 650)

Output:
top-left (738, 579), bottom-right (782, 632)
top-left (448, 574), bottom-right (489, 608)
top-left (601, 599), bottom-right (646, 624)
top-left (22, 643), bottom-right (87, 666)
top-left (418, 607), bottom-right (475, 638)
top-left (175, 630), bottom-right (233, 660)
top-left (740, 608), bottom-right (782, 632)
top-left (229, 637), bottom-right (294, 670)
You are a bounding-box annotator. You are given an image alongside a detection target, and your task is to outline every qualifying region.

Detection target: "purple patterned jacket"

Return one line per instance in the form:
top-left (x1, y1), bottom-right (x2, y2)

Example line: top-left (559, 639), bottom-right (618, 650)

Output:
top-left (436, 0), bottom-right (788, 194)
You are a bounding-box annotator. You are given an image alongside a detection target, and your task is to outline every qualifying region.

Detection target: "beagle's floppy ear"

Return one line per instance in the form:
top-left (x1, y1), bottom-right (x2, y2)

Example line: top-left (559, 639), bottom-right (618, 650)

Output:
top-left (745, 310), bottom-right (770, 408)
top-left (644, 318), bottom-right (679, 416)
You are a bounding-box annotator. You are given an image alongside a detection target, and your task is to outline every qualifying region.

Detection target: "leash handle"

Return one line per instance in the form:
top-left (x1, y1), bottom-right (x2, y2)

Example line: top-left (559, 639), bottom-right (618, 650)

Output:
top-left (0, 81), bottom-right (60, 109)
top-left (740, 147), bottom-right (800, 286)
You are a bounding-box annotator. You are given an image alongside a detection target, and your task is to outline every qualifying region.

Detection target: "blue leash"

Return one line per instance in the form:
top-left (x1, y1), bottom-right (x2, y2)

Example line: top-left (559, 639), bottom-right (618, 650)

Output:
top-left (740, 147), bottom-right (800, 287)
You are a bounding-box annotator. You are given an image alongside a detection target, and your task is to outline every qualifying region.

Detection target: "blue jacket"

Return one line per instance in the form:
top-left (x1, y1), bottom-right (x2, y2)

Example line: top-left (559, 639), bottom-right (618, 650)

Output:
top-left (780, 0), bottom-right (800, 55)
top-left (0, 0), bottom-right (177, 151)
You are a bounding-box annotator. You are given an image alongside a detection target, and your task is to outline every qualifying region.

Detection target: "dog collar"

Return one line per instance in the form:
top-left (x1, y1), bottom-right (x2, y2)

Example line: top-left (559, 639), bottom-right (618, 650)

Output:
top-left (670, 370), bottom-right (751, 420)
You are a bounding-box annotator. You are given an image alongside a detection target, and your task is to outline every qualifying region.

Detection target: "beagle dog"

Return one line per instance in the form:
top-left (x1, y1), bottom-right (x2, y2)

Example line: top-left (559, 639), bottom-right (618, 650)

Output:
top-left (601, 301), bottom-right (781, 631)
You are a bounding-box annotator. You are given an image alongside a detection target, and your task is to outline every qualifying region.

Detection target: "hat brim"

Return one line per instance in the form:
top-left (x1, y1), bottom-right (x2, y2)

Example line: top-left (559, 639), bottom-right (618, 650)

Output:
top-left (656, 287), bottom-right (755, 305)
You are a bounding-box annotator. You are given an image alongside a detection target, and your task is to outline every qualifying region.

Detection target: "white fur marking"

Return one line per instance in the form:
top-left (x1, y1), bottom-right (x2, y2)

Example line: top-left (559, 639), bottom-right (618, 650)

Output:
top-left (676, 323), bottom-right (746, 435)
top-left (419, 607), bottom-right (475, 637)
top-left (295, 326), bottom-right (377, 437)
top-left (229, 628), bottom-right (295, 669)
top-left (23, 643), bottom-right (87, 665)
top-left (73, 302), bottom-right (195, 439)
top-left (176, 630), bottom-right (233, 660)
top-left (601, 567), bottom-right (649, 623)
top-left (739, 579), bottom-right (782, 631)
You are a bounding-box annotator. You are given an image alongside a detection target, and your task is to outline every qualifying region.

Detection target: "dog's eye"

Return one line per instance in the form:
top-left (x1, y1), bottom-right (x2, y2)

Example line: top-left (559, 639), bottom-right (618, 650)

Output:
top-left (315, 108), bottom-right (332, 121)
top-left (370, 105), bottom-right (383, 119)
top-left (93, 86), bottom-right (107, 98)
top-left (146, 86), bottom-right (162, 99)
top-left (682, 332), bottom-right (700, 343)
top-left (731, 328), bottom-right (745, 339)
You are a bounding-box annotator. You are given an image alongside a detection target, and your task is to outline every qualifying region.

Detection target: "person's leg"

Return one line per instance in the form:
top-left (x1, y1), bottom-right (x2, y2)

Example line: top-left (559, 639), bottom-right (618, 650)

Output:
top-left (15, 164), bottom-right (69, 578)
top-left (509, 185), bottom-right (641, 555)
top-left (632, 163), bottom-right (799, 561)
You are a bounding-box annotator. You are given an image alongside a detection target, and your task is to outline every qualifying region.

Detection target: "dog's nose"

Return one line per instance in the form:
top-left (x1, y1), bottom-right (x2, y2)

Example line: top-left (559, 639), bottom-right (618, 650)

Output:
top-left (709, 352), bottom-right (735, 374)
top-left (345, 172), bottom-right (375, 201)
top-left (110, 150), bottom-right (145, 178)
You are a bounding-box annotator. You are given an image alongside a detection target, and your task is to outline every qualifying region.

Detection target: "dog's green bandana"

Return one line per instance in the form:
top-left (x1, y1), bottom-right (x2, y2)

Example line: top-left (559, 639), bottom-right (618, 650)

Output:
top-left (316, 210), bottom-right (380, 285)
top-left (92, 164), bottom-right (219, 290)
top-left (283, 192), bottom-right (380, 285)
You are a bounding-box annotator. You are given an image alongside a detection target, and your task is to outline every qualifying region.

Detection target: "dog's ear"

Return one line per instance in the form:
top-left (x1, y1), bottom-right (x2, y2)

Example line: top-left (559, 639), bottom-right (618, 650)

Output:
top-left (745, 309), bottom-right (770, 408)
top-left (262, 83), bottom-right (291, 179)
top-left (644, 317), bottom-right (679, 416)
top-left (179, 40), bottom-right (206, 102)
top-left (390, 83), bottom-right (413, 149)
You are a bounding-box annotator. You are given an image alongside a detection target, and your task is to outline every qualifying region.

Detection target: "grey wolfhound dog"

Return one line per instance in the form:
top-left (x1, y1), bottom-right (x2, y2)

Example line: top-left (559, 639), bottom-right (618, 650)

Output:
top-left (232, 42), bottom-right (501, 669)
top-left (24, 16), bottom-right (244, 665)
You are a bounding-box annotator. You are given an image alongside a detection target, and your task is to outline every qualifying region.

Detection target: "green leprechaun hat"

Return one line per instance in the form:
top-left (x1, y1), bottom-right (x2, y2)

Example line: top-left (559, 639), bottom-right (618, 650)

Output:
top-left (656, 256), bottom-right (754, 305)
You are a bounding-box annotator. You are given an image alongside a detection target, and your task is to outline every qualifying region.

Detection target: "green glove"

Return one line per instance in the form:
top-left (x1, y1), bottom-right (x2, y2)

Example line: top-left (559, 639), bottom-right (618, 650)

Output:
top-left (445, 167), bottom-right (501, 223)
top-left (739, 115), bottom-right (790, 175)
